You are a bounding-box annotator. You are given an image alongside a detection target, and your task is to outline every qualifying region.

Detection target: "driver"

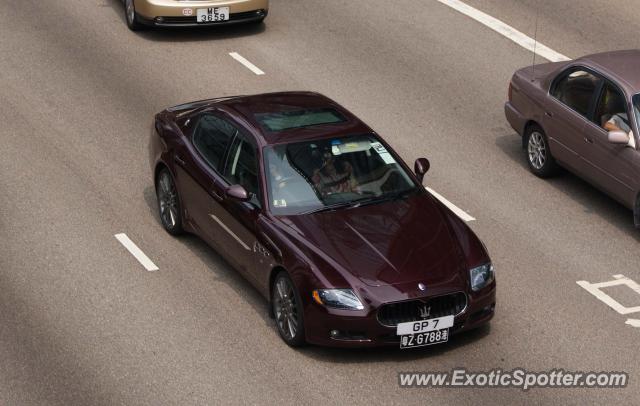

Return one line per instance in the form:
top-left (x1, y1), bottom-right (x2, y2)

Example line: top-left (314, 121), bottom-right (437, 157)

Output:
top-left (312, 151), bottom-right (357, 196)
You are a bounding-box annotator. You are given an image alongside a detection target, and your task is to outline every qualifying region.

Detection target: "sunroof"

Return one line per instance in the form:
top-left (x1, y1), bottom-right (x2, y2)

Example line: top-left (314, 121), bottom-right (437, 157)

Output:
top-left (255, 108), bottom-right (345, 132)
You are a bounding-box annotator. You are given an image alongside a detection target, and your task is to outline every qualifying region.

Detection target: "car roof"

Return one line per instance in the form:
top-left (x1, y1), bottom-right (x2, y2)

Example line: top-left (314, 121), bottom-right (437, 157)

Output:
top-left (219, 92), bottom-right (374, 145)
top-left (576, 50), bottom-right (640, 94)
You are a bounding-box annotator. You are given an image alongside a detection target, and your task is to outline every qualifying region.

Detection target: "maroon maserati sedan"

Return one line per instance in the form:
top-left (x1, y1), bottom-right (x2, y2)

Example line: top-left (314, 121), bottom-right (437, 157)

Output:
top-left (505, 50), bottom-right (640, 227)
top-left (149, 92), bottom-right (495, 348)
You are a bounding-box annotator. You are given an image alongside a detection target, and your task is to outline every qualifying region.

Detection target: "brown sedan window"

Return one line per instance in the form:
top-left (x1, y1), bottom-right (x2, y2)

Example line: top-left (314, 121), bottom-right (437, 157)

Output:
top-left (551, 70), bottom-right (599, 117)
top-left (595, 83), bottom-right (630, 132)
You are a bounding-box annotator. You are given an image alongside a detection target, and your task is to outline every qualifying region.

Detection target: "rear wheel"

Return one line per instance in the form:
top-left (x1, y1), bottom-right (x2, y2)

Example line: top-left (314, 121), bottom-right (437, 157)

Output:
top-left (271, 272), bottom-right (305, 347)
top-left (525, 125), bottom-right (558, 178)
top-left (125, 0), bottom-right (144, 31)
top-left (156, 168), bottom-right (184, 235)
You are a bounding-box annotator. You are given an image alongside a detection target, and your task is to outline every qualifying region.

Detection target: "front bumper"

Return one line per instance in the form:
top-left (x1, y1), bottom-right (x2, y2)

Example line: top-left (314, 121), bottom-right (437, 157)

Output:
top-left (135, 0), bottom-right (268, 26)
top-left (303, 284), bottom-right (496, 348)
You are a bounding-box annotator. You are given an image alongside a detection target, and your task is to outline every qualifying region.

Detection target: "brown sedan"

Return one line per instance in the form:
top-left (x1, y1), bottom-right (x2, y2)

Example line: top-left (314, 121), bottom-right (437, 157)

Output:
top-left (505, 50), bottom-right (640, 227)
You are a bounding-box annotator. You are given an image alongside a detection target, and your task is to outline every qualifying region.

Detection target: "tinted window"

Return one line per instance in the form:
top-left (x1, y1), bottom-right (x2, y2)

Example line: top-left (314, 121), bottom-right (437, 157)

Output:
top-left (193, 114), bottom-right (237, 170)
top-left (594, 82), bottom-right (630, 132)
top-left (224, 136), bottom-right (261, 207)
top-left (255, 108), bottom-right (345, 132)
top-left (551, 69), bottom-right (600, 117)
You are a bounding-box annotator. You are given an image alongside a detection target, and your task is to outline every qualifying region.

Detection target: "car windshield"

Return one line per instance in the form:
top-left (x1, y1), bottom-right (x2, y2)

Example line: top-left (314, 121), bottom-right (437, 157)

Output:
top-left (264, 134), bottom-right (419, 215)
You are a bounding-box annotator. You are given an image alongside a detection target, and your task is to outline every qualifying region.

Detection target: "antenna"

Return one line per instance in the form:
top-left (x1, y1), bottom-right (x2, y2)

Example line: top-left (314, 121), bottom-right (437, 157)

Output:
top-left (531, 1), bottom-right (540, 81)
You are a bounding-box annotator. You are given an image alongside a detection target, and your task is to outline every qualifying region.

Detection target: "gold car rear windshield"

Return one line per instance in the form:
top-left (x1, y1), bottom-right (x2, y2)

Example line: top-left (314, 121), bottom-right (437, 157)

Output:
top-left (255, 108), bottom-right (345, 132)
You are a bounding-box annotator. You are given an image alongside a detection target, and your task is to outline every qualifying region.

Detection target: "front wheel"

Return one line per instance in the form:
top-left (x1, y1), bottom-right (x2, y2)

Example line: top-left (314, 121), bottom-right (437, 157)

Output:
top-left (525, 125), bottom-right (558, 178)
top-left (125, 0), bottom-right (144, 31)
top-left (156, 168), bottom-right (184, 235)
top-left (271, 272), bottom-right (305, 347)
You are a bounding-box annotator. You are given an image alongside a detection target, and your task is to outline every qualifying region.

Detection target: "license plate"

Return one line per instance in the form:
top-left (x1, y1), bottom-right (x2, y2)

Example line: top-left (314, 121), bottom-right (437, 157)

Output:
top-left (196, 7), bottom-right (230, 23)
top-left (397, 315), bottom-right (454, 349)
top-left (400, 328), bottom-right (449, 349)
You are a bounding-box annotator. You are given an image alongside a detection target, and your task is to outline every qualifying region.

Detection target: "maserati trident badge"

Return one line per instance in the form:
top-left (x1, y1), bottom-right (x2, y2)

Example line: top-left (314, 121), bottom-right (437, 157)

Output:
top-left (419, 305), bottom-right (431, 319)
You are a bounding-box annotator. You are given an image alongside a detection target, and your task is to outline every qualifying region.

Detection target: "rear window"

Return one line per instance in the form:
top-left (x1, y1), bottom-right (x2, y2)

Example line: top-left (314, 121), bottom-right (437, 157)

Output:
top-left (255, 108), bottom-right (345, 132)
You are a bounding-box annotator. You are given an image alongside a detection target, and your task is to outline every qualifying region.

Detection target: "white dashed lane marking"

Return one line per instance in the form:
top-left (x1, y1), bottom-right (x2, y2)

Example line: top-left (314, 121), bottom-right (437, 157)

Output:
top-left (229, 52), bottom-right (265, 75)
top-left (115, 233), bottom-right (159, 272)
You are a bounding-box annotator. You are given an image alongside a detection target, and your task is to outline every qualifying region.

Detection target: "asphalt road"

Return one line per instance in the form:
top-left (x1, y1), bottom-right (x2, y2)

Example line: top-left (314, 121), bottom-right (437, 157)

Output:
top-left (1, 1), bottom-right (639, 404)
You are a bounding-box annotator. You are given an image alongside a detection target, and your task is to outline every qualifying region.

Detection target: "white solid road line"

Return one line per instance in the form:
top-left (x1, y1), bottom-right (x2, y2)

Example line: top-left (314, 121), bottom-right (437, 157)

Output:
top-left (115, 233), bottom-right (159, 272)
top-left (229, 52), bottom-right (265, 75)
top-left (437, 0), bottom-right (570, 62)
top-left (426, 187), bottom-right (476, 222)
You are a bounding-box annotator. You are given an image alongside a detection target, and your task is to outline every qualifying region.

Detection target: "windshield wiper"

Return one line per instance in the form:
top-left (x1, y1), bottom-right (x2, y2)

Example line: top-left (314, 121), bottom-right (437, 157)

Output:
top-left (301, 201), bottom-right (358, 215)
top-left (350, 187), bottom-right (421, 208)
top-left (301, 188), bottom-right (420, 215)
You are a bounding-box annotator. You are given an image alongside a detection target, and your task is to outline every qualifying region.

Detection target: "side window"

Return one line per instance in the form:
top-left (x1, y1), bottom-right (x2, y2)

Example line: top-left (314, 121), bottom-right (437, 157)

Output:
top-left (594, 82), bottom-right (630, 132)
top-left (224, 136), bottom-right (261, 207)
top-left (192, 114), bottom-right (237, 170)
top-left (551, 69), bottom-right (600, 117)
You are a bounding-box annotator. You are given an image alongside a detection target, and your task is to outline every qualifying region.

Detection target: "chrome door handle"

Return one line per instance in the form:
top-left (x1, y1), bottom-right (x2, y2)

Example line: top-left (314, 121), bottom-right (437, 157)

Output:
top-left (584, 137), bottom-right (594, 144)
top-left (544, 111), bottom-right (553, 118)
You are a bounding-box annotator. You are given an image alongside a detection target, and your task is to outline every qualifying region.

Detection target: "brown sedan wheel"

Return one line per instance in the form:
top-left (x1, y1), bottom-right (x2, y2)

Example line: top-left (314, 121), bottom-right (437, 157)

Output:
top-left (125, 0), bottom-right (144, 31)
top-left (525, 125), bottom-right (558, 178)
top-left (271, 272), bottom-right (306, 347)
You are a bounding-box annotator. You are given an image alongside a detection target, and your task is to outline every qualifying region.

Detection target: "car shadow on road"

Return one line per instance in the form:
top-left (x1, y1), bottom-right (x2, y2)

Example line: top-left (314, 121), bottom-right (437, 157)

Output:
top-left (495, 132), bottom-right (640, 242)
top-left (143, 186), bottom-right (274, 326)
top-left (105, 0), bottom-right (266, 42)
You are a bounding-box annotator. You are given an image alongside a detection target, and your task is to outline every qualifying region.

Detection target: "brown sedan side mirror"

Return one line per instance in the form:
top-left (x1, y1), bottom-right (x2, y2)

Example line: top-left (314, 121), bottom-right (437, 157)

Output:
top-left (226, 184), bottom-right (250, 202)
top-left (414, 158), bottom-right (430, 183)
top-left (608, 130), bottom-right (630, 145)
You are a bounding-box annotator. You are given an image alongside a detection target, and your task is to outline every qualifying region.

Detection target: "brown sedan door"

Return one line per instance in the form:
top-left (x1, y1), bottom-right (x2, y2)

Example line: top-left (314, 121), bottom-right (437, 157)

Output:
top-left (580, 82), bottom-right (637, 206)
top-left (545, 68), bottom-right (602, 172)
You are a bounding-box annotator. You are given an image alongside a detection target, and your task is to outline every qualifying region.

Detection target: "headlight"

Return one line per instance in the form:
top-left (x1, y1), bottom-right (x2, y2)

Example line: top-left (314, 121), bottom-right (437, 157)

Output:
top-left (312, 289), bottom-right (364, 310)
top-left (469, 263), bottom-right (494, 291)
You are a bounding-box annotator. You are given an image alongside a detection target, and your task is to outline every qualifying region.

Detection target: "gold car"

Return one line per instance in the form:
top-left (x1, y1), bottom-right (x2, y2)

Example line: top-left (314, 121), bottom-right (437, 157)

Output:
top-left (122, 0), bottom-right (268, 30)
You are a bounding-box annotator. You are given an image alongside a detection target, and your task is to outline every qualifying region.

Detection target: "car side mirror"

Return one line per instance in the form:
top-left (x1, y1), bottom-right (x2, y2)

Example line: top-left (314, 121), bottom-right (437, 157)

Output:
top-left (226, 184), bottom-right (250, 202)
top-left (608, 130), bottom-right (630, 145)
top-left (414, 158), bottom-right (430, 183)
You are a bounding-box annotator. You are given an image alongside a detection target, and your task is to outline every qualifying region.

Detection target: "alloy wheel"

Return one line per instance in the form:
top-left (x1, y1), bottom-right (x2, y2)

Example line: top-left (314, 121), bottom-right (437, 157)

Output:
top-left (126, 0), bottom-right (135, 24)
top-left (528, 131), bottom-right (546, 170)
top-left (158, 171), bottom-right (178, 230)
top-left (273, 276), bottom-right (299, 341)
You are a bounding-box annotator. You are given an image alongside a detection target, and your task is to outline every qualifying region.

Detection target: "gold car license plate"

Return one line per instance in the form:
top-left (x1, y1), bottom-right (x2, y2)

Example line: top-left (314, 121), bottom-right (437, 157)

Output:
top-left (196, 7), bottom-right (230, 23)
